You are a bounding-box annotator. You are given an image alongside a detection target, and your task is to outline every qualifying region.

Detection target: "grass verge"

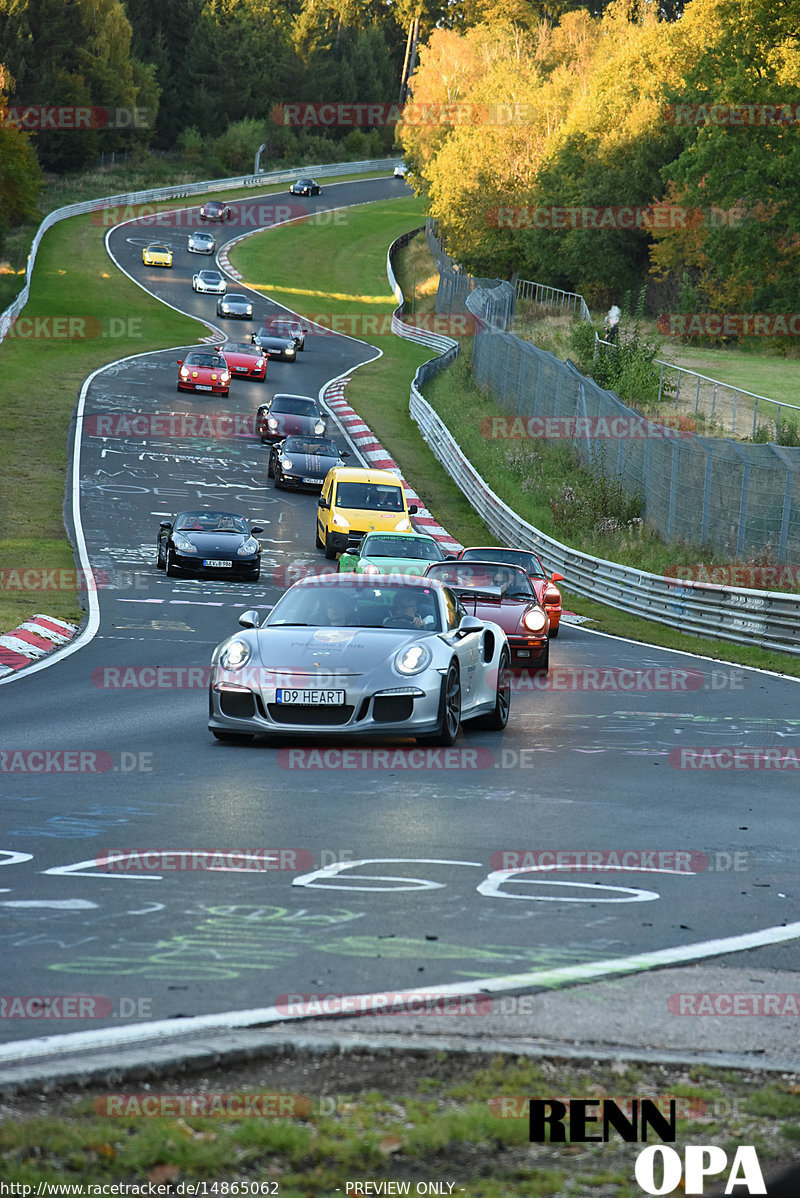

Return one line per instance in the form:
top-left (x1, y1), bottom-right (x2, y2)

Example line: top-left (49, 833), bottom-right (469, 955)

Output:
top-left (2, 1052), bottom-right (799, 1195)
top-left (230, 212), bottom-right (800, 677)
top-left (0, 173), bottom-right (392, 637)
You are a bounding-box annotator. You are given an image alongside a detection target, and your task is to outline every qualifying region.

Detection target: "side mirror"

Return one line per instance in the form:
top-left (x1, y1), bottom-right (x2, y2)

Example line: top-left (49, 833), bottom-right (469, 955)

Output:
top-left (551, 572), bottom-right (564, 583)
top-left (444, 554), bottom-right (459, 561)
top-left (176, 360), bottom-right (183, 366)
top-left (457, 614), bottom-right (483, 636)
top-left (159, 521), bottom-right (172, 530)
top-left (408, 504), bottom-right (418, 515)
top-left (340, 450), bottom-right (351, 458)
top-left (318, 497), bottom-right (329, 509)
top-left (250, 526), bottom-right (263, 535)
top-left (238, 610), bottom-right (260, 629)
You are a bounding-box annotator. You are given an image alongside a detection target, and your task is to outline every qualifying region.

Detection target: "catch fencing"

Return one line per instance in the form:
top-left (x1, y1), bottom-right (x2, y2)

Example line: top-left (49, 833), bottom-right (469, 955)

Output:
top-left (422, 223), bottom-right (800, 562)
top-left (0, 158), bottom-right (397, 347)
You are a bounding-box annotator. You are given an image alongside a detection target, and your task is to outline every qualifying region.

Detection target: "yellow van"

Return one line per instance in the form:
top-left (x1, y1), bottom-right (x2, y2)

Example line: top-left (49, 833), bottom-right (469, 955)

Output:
top-left (316, 467), bottom-right (418, 559)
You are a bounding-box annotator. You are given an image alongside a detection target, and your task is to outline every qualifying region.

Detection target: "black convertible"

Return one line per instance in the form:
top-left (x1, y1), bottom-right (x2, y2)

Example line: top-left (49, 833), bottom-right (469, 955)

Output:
top-left (157, 510), bottom-right (263, 579)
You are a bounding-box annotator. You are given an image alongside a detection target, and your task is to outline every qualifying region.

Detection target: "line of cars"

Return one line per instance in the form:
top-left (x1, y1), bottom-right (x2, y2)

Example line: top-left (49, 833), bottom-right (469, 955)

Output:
top-left (139, 191), bottom-right (558, 745)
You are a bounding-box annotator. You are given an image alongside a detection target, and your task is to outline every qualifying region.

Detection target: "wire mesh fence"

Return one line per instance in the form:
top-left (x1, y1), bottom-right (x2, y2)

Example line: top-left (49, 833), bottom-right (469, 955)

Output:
top-left (423, 221), bottom-right (800, 562)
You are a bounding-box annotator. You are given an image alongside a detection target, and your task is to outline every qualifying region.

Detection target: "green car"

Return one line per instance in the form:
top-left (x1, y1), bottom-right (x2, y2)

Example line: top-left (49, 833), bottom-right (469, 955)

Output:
top-left (338, 531), bottom-right (449, 577)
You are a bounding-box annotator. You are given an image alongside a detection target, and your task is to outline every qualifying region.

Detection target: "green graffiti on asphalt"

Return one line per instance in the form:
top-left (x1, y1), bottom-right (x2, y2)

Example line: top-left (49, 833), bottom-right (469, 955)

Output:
top-left (48, 904), bottom-right (613, 981)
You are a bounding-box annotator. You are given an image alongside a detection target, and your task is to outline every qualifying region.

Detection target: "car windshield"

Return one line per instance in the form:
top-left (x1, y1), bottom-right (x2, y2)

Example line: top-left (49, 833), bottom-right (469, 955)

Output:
top-left (148, 245), bottom-right (169, 253)
top-left (199, 271), bottom-right (221, 280)
top-left (267, 583), bottom-right (442, 631)
top-left (270, 320), bottom-right (299, 331)
top-left (362, 536), bottom-right (442, 560)
top-left (284, 437), bottom-right (338, 455)
top-left (427, 562), bottom-right (534, 597)
top-left (272, 397), bottom-right (318, 415)
top-left (185, 353), bottom-right (226, 368)
top-left (194, 234), bottom-right (213, 242)
top-left (461, 548), bottom-right (546, 578)
top-left (205, 202), bottom-right (222, 211)
top-left (223, 343), bottom-right (258, 355)
top-left (335, 483), bottom-right (403, 512)
top-left (226, 294), bottom-right (249, 303)
top-left (175, 512), bottom-right (249, 534)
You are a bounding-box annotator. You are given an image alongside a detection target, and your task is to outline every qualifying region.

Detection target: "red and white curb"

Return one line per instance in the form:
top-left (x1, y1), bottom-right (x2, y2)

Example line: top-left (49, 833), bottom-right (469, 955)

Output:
top-left (0, 615), bottom-right (80, 678)
top-left (322, 378), bottom-right (462, 554)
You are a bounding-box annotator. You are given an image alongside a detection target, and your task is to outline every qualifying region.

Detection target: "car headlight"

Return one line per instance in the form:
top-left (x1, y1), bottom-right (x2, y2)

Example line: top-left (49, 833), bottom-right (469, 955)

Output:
top-left (394, 644), bottom-right (432, 676)
top-left (522, 608), bottom-right (547, 633)
top-left (267, 417), bottom-right (278, 428)
top-left (221, 371), bottom-right (230, 383)
top-left (255, 358), bottom-right (264, 368)
top-left (286, 347), bottom-right (295, 355)
top-left (180, 368), bottom-right (189, 378)
top-left (361, 563), bottom-right (380, 575)
top-left (173, 535), bottom-right (197, 554)
top-left (220, 303), bottom-right (229, 312)
top-left (220, 639), bottom-right (251, 670)
top-left (237, 538), bottom-right (260, 556)
top-left (394, 518), bottom-right (411, 531)
top-left (314, 421), bottom-right (325, 434)
top-left (280, 456), bottom-right (292, 470)
top-left (332, 513), bottom-right (349, 529)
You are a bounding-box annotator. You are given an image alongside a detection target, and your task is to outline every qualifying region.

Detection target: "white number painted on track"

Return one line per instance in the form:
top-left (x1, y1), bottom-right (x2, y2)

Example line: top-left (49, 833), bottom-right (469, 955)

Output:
top-left (293, 857), bottom-right (482, 892)
top-left (0, 851), bottom-right (33, 866)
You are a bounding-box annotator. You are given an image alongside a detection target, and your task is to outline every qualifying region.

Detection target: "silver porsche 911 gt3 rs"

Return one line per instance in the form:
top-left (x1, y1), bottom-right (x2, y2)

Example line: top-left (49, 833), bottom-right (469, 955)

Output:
top-left (208, 574), bottom-right (511, 744)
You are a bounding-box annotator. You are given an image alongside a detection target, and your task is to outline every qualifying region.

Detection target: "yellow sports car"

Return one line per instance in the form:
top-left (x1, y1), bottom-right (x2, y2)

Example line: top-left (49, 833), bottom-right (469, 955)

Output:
top-left (142, 244), bottom-right (173, 267)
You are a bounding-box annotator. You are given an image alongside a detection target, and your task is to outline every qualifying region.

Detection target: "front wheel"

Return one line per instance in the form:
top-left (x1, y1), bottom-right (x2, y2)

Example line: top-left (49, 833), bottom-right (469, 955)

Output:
top-left (549, 623), bottom-right (559, 639)
top-left (419, 663), bottom-right (461, 747)
top-left (324, 532), bottom-right (338, 560)
top-left (166, 551), bottom-right (180, 578)
top-left (533, 642), bottom-right (550, 673)
top-left (472, 650), bottom-right (510, 731)
top-left (315, 524), bottom-right (324, 550)
top-left (156, 542), bottom-right (166, 570)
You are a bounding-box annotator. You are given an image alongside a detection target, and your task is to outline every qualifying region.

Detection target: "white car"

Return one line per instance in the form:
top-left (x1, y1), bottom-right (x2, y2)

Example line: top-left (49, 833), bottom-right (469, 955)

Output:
top-left (188, 231), bottom-right (216, 254)
top-left (192, 270), bottom-right (227, 295)
top-left (393, 162), bottom-right (408, 179)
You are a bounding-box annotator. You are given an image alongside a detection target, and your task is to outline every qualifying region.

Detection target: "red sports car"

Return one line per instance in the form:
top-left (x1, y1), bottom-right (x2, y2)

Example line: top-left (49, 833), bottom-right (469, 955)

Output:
top-left (217, 341), bottom-right (268, 382)
top-left (457, 547), bottom-right (564, 637)
top-left (425, 560), bottom-right (550, 670)
top-left (176, 350), bottom-right (231, 396)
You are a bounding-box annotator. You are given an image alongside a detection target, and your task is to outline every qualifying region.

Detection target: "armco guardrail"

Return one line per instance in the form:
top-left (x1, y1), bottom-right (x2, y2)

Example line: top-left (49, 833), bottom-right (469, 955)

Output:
top-left (409, 388), bottom-right (800, 655)
top-left (0, 158), bottom-right (397, 346)
top-left (387, 230), bottom-right (800, 655)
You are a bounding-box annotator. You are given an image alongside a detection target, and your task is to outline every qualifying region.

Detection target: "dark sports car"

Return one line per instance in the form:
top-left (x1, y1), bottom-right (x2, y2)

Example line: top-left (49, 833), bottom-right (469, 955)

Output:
top-left (256, 393), bottom-right (326, 443)
top-left (208, 574), bottom-right (511, 744)
top-left (217, 341), bottom-right (267, 382)
top-left (268, 435), bottom-right (349, 489)
top-left (251, 329), bottom-right (297, 361)
top-left (289, 178), bottom-right (321, 196)
top-left (264, 317), bottom-right (305, 350)
top-left (200, 199), bottom-right (232, 222)
top-left (157, 510), bottom-right (263, 579)
top-left (424, 560), bottom-right (550, 670)
top-left (458, 547), bottom-right (564, 637)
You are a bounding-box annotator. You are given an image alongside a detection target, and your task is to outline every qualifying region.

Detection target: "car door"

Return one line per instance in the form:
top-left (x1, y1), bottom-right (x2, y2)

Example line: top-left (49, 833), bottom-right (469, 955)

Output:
top-left (317, 474), bottom-right (332, 543)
